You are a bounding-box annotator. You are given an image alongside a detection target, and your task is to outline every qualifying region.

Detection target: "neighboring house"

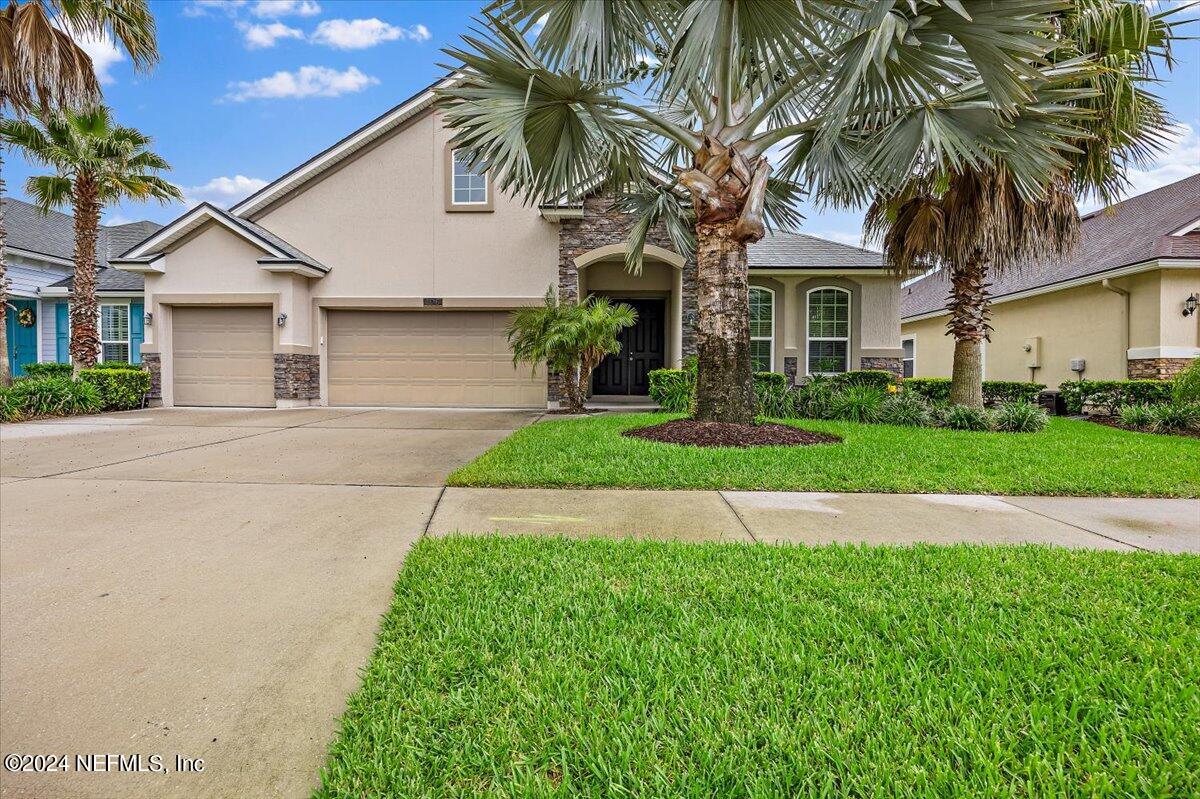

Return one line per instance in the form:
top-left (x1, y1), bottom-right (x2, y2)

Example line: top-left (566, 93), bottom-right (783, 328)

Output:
top-left (900, 174), bottom-right (1200, 385)
top-left (111, 80), bottom-right (902, 409)
top-left (3, 196), bottom-right (161, 375)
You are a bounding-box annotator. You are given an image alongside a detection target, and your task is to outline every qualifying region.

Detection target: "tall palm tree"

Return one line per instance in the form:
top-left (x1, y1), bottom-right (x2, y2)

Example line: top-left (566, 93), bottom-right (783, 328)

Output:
top-left (1, 105), bottom-right (180, 370)
top-left (508, 288), bottom-right (637, 413)
top-left (439, 1), bottom-right (1099, 424)
top-left (865, 0), bottom-right (1180, 408)
top-left (1, 0), bottom-right (159, 385)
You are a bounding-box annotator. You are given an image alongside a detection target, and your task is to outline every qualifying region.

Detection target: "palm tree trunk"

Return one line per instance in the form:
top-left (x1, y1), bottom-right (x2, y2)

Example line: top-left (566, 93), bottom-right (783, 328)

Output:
top-left (694, 219), bottom-right (755, 424)
top-left (70, 177), bottom-right (102, 373)
top-left (946, 258), bottom-right (989, 408)
top-left (1, 151), bottom-right (10, 387)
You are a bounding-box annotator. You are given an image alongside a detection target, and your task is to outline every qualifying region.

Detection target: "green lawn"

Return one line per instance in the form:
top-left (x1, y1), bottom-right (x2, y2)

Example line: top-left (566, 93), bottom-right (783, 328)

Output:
top-left (448, 413), bottom-right (1200, 497)
top-left (316, 537), bottom-right (1200, 797)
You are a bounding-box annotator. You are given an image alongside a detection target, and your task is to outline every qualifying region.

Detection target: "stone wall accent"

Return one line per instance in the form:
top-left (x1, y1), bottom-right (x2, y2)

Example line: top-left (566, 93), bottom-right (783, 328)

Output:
top-left (783, 356), bottom-right (798, 386)
top-left (1127, 357), bottom-right (1195, 380)
top-left (273, 353), bottom-right (320, 400)
top-left (557, 194), bottom-right (698, 358)
top-left (141, 352), bottom-right (162, 399)
top-left (860, 356), bottom-right (903, 377)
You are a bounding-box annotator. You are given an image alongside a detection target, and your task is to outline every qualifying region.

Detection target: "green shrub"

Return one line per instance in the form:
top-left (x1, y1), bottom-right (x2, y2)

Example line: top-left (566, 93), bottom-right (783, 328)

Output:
top-left (879, 392), bottom-right (931, 427)
top-left (755, 380), bottom-right (798, 419)
top-left (89, 361), bottom-right (145, 371)
top-left (648, 368), bottom-right (694, 413)
top-left (78, 368), bottom-right (151, 411)
top-left (4, 377), bottom-right (101, 419)
top-left (903, 377), bottom-right (952, 404)
top-left (942, 404), bottom-right (991, 431)
top-left (1058, 379), bottom-right (1173, 415)
top-left (793, 375), bottom-right (836, 420)
top-left (1144, 402), bottom-right (1200, 434)
top-left (1117, 404), bottom-right (1155, 430)
top-left (833, 370), bottom-right (896, 391)
top-left (984, 381), bottom-right (1046, 405)
top-left (1171, 358), bottom-right (1200, 405)
top-left (990, 402), bottom-right (1048, 433)
top-left (827, 384), bottom-right (886, 424)
top-left (22, 362), bottom-right (73, 379)
top-left (0, 387), bottom-right (21, 422)
top-left (754, 371), bottom-right (788, 391)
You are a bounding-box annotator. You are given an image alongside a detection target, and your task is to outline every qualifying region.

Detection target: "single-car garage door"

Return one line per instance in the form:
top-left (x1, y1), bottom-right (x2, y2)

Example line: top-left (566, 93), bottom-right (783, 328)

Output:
top-left (327, 310), bottom-right (544, 407)
top-left (172, 307), bottom-right (274, 407)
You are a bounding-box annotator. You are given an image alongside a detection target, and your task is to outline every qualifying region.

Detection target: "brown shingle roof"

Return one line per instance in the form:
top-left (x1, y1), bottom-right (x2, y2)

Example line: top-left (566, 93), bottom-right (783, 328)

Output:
top-left (901, 172), bottom-right (1200, 320)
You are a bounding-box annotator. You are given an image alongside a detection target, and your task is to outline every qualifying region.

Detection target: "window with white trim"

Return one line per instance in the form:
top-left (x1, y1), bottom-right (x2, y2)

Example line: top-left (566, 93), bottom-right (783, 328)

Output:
top-left (749, 286), bottom-right (775, 373)
top-left (902, 337), bottom-right (915, 378)
top-left (806, 287), bottom-right (850, 375)
top-left (451, 150), bottom-right (488, 205)
top-left (100, 303), bottom-right (130, 363)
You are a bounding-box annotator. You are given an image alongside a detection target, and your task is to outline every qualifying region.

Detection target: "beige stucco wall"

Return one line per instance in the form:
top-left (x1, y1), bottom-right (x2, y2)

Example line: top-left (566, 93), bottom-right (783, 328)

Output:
top-left (901, 267), bottom-right (1199, 385)
top-left (250, 109), bottom-right (559, 302)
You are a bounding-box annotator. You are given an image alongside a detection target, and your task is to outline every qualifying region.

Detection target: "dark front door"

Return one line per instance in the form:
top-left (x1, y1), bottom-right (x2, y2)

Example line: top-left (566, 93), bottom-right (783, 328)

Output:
top-left (592, 298), bottom-right (666, 396)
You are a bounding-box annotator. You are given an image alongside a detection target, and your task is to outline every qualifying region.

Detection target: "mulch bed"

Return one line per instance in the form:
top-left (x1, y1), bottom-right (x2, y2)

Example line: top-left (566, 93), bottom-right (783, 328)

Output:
top-left (1088, 415), bottom-right (1200, 440)
top-left (622, 419), bottom-right (841, 448)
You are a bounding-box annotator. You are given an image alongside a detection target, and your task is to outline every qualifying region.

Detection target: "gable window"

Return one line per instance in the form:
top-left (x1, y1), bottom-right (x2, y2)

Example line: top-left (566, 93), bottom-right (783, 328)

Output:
top-left (100, 303), bottom-right (130, 363)
top-left (806, 287), bottom-right (850, 375)
top-left (902, 337), bottom-right (915, 378)
top-left (451, 150), bottom-right (488, 205)
top-left (749, 286), bottom-right (774, 372)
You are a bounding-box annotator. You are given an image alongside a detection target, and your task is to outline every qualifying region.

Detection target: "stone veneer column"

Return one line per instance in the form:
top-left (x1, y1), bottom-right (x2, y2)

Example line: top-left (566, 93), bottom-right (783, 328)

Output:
top-left (860, 356), bottom-right (904, 378)
top-left (141, 353), bottom-right (162, 399)
top-left (1127, 357), bottom-right (1194, 380)
top-left (273, 353), bottom-right (320, 401)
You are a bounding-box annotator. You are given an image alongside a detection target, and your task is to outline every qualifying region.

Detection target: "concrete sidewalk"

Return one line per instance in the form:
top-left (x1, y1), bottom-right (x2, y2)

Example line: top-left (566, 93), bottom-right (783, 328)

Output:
top-left (428, 488), bottom-right (1200, 553)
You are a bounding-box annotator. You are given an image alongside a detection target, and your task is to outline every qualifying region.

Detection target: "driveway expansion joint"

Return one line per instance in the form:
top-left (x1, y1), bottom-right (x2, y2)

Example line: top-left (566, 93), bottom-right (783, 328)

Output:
top-left (719, 490), bottom-right (758, 542)
top-left (995, 497), bottom-right (1148, 552)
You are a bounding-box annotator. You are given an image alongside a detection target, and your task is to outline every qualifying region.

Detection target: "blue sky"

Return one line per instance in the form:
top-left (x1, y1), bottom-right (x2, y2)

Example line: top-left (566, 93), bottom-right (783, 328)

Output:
top-left (5, 0), bottom-right (1199, 247)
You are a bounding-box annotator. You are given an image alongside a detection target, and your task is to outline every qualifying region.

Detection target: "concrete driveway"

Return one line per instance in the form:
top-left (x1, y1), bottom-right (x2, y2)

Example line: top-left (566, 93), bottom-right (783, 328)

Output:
top-left (0, 407), bottom-right (539, 799)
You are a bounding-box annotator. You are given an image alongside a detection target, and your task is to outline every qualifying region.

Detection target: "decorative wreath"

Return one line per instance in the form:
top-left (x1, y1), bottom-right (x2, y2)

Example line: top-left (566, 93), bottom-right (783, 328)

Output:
top-left (17, 307), bottom-right (36, 328)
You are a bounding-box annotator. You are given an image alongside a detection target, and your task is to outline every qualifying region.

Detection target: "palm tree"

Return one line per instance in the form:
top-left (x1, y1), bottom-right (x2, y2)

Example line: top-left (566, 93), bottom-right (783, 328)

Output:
top-left (508, 288), bottom-right (637, 413)
top-left (1, 0), bottom-right (159, 385)
top-left (1, 105), bottom-right (180, 370)
top-left (865, 0), bottom-right (1180, 408)
top-left (439, 1), bottom-right (1099, 424)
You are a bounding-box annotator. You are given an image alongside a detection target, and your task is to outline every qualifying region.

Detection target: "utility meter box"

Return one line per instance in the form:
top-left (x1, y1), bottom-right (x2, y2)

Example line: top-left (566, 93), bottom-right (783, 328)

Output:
top-left (1070, 358), bottom-right (1087, 374)
top-left (1023, 336), bottom-right (1041, 369)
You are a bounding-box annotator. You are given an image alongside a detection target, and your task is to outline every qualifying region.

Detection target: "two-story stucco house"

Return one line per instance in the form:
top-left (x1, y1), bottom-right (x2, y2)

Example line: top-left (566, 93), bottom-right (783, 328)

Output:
top-left (111, 81), bottom-right (904, 409)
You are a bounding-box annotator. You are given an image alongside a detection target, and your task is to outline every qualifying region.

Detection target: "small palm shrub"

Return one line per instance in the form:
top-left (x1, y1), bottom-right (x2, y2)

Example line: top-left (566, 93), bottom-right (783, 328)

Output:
top-left (794, 376), bottom-right (836, 419)
top-left (1144, 402), bottom-right (1200, 434)
top-left (3, 377), bottom-right (101, 420)
top-left (990, 402), bottom-right (1048, 433)
top-left (942, 403), bottom-right (991, 431)
top-left (0, 387), bottom-right (21, 423)
top-left (1117, 403), bottom-right (1155, 430)
top-left (755, 380), bottom-right (798, 418)
top-left (833, 370), bottom-right (896, 391)
top-left (1172, 358), bottom-right (1200, 404)
top-left (649, 369), bottom-right (695, 413)
top-left (879, 392), bottom-right (932, 427)
top-left (827, 384), bottom-right (886, 424)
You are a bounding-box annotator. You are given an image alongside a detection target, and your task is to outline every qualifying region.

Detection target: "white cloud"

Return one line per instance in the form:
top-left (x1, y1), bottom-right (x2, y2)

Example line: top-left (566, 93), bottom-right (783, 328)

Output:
top-left (223, 65), bottom-right (378, 101)
top-left (1078, 123), bottom-right (1200, 213)
top-left (251, 0), bottom-right (320, 17)
top-left (182, 175), bottom-right (269, 208)
top-left (184, 0), bottom-right (246, 18)
top-left (310, 18), bottom-right (430, 50)
top-left (238, 20), bottom-right (303, 49)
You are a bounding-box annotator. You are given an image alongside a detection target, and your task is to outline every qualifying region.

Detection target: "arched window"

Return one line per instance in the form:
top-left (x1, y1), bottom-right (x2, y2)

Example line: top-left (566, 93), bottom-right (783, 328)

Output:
top-left (806, 287), bottom-right (850, 375)
top-left (749, 286), bottom-right (775, 372)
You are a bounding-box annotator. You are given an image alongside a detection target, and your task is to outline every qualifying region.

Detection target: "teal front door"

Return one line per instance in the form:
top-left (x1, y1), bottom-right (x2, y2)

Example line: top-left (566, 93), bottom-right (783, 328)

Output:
top-left (6, 299), bottom-right (39, 377)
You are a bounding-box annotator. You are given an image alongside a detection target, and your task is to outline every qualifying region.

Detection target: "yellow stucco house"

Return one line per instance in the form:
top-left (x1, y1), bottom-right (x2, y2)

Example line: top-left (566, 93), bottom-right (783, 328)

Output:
top-left (900, 173), bottom-right (1200, 385)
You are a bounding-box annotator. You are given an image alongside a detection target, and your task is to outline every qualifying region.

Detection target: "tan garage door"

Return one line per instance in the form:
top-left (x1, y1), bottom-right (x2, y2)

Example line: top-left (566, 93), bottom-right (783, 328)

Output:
top-left (327, 310), bottom-right (545, 407)
top-left (172, 307), bottom-right (274, 407)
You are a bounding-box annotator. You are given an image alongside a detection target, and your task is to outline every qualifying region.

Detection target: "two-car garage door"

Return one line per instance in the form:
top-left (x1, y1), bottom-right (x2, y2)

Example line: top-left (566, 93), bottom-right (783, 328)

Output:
top-left (326, 310), bottom-right (544, 407)
top-left (171, 308), bottom-right (544, 408)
